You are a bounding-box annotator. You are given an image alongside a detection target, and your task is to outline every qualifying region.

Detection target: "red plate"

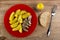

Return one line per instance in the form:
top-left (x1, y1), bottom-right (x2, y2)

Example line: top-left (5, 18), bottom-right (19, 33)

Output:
top-left (4, 4), bottom-right (37, 38)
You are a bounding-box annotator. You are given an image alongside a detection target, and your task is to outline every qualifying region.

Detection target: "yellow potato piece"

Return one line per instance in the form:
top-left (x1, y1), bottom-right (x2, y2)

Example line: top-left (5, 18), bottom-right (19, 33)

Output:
top-left (9, 12), bottom-right (15, 21)
top-left (15, 9), bottom-right (21, 18)
top-left (12, 24), bottom-right (20, 31)
top-left (12, 24), bottom-right (23, 33)
top-left (9, 18), bottom-right (17, 24)
top-left (10, 22), bottom-right (18, 28)
top-left (22, 12), bottom-right (31, 19)
top-left (19, 24), bottom-right (22, 33)
top-left (18, 15), bottom-right (23, 23)
top-left (27, 12), bottom-right (31, 16)
top-left (20, 10), bottom-right (27, 15)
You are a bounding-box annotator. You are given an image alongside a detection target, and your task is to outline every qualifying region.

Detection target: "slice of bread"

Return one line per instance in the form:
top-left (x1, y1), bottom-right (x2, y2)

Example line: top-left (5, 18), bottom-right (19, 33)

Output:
top-left (39, 11), bottom-right (51, 27)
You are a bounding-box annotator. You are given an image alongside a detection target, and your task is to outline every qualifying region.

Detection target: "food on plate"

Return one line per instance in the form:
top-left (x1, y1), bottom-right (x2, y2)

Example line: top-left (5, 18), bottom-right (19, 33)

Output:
top-left (22, 12), bottom-right (30, 19)
top-left (15, 9), bottom-right (21, 18)
top-left (18, 15), bottom-right (23, 23)
top-left (37, 3), bottom-right (44, 10)
top-left (19, 24), bottom-right (23, 33)
top-left (23, 27), bottom-right (28, 32)
top-left (9, 9), bottom-right (32, 33)
top-left (20, 10), bottom-right (27, 15)
top-left (39, 11), bottom-right (51, 27)
top-left (12, 24), bottom-right (20, 31)
top-left (9, 12), bottom-right (15, 21)
top-left (10, 22), bottom-right (18, 28)
top-left (9, 18), bottom-right (17, 24)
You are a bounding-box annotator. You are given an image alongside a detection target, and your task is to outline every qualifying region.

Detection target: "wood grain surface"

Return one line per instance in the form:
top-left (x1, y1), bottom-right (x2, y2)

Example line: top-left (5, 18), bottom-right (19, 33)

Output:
top-left (0, 0), bottom-right (60, 40)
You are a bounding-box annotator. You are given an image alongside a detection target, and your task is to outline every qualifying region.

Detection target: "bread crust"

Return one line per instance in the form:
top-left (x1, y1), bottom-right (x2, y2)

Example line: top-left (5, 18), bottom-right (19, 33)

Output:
top-left (39, 11), bottom-right (51, 27)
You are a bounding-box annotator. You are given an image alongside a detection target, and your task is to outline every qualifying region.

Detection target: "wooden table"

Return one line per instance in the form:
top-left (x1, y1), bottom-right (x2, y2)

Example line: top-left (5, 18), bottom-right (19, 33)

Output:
top-left (0, 0), bottom-right (60, 40)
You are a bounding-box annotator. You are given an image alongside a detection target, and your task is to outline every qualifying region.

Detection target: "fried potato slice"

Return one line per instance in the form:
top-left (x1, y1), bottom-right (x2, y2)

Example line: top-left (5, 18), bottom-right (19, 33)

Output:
top-left (19, 24), bottom-right (23, 33)
top-left (9, 12), bottom-right (15, 21)
top-left (12, 24), bottom-right (20, 31)
top-left (10, 22), bottom-right (18, 28)
top-left (22, 12), bottom-right (31, 19)
top-left (9, 18), bottom-right (17, 24)
top-left (15, 9), bottom-right (21, 18)
top-left (18, 15), bottom-right (23, 23)
top-left (20, 10), bottom-right (27, 15)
